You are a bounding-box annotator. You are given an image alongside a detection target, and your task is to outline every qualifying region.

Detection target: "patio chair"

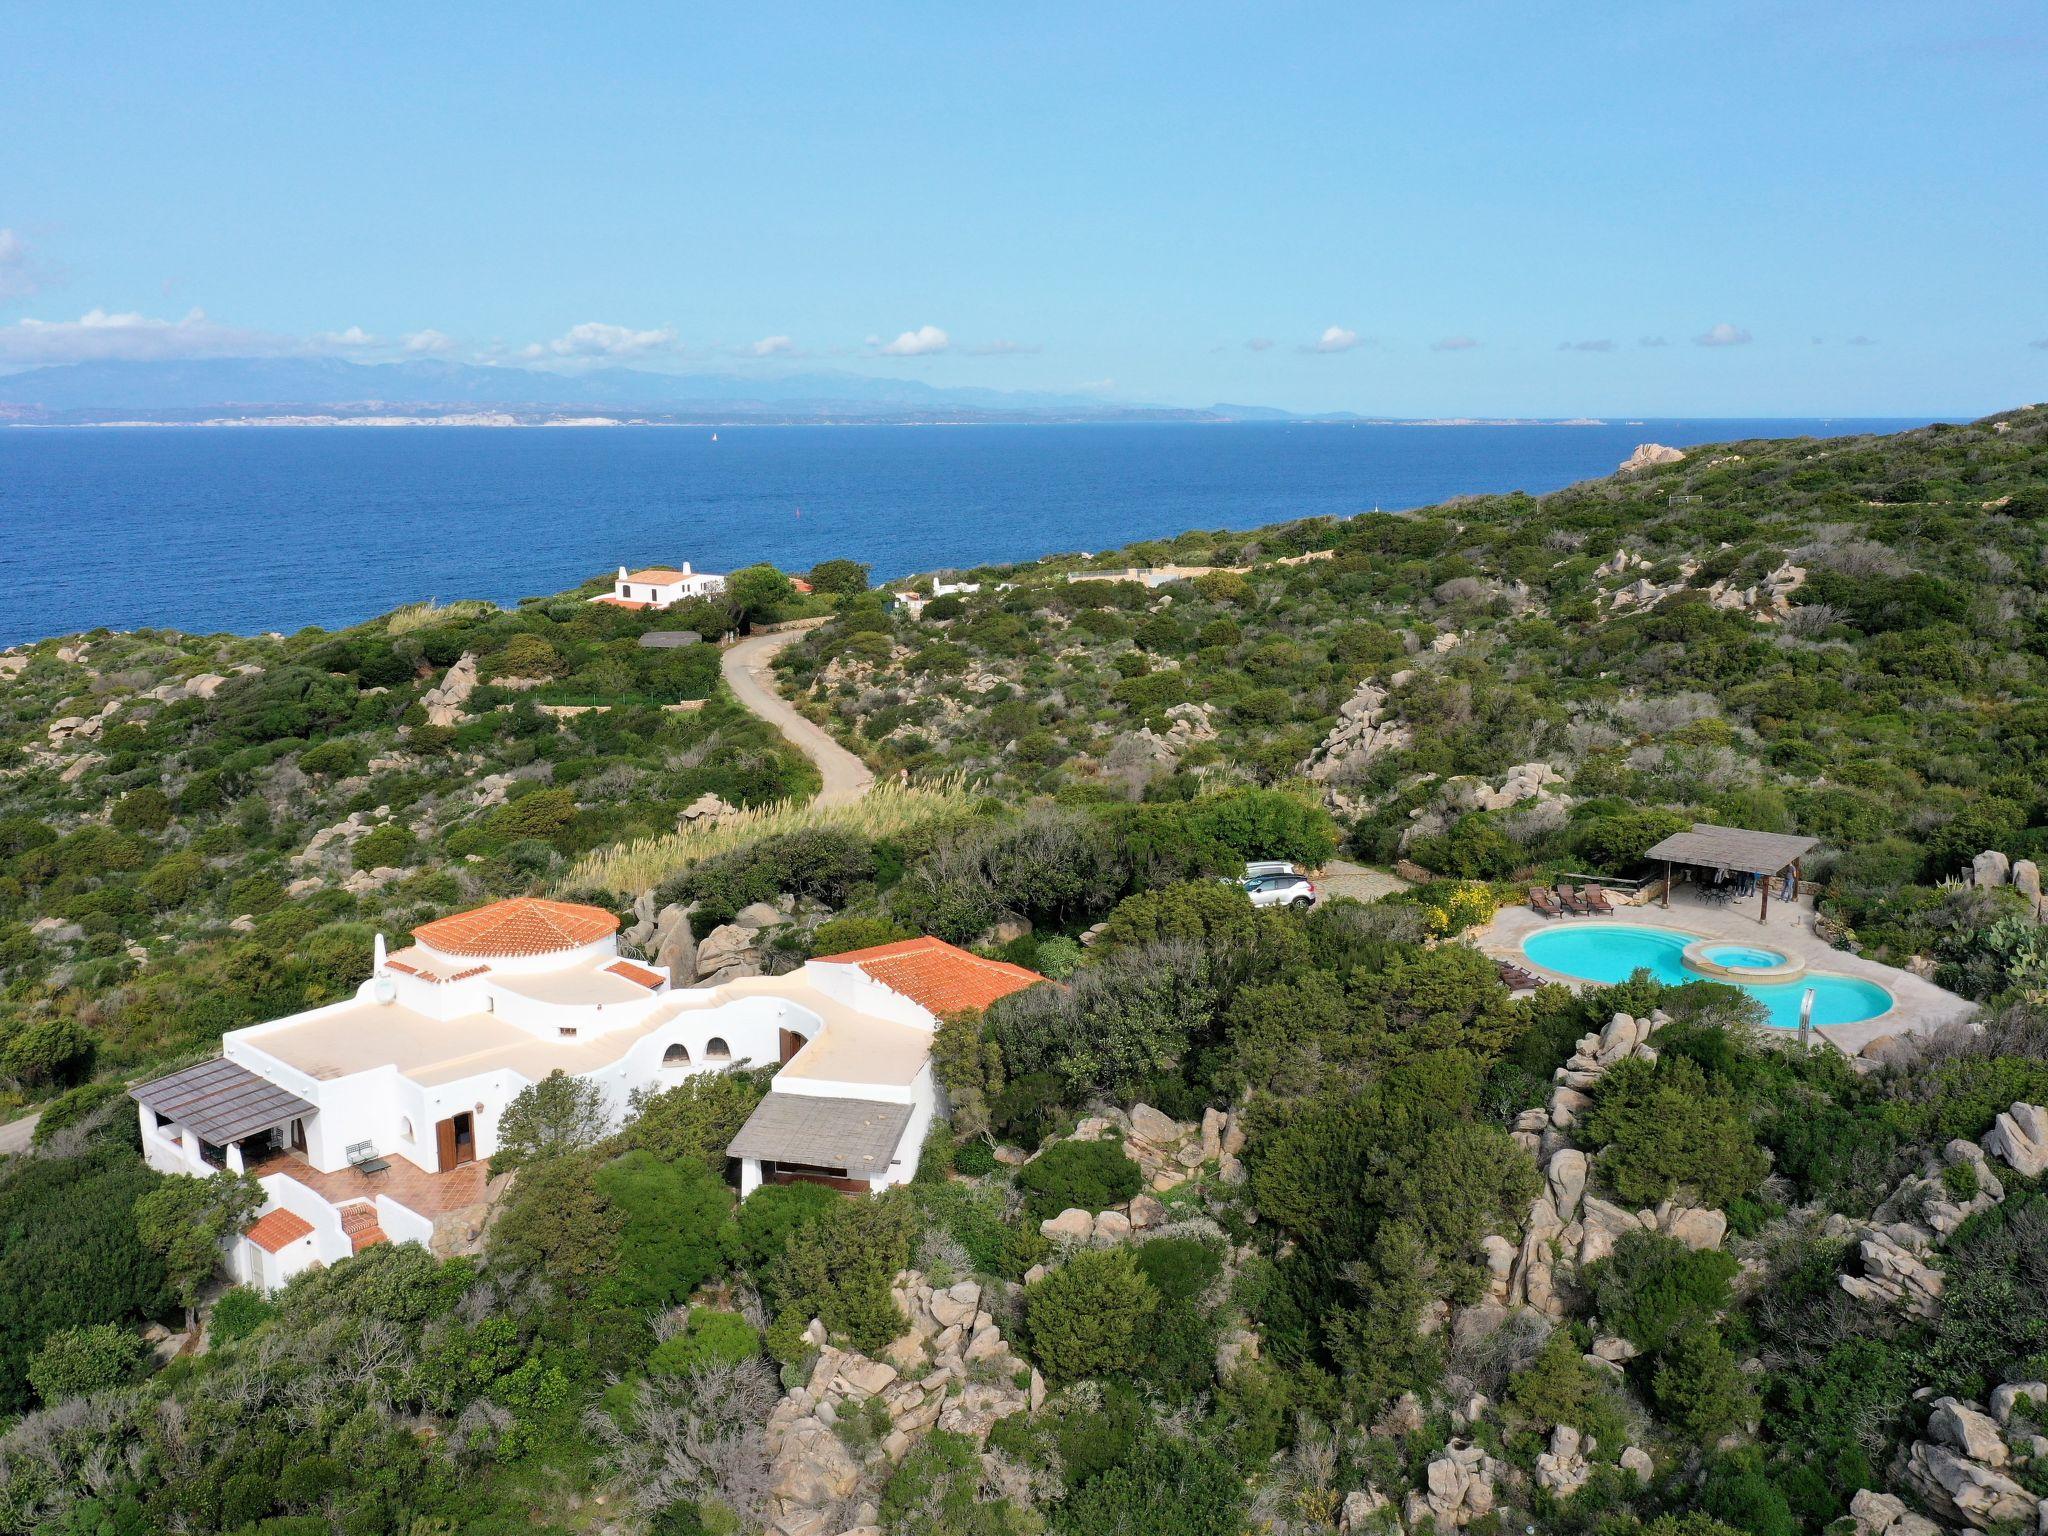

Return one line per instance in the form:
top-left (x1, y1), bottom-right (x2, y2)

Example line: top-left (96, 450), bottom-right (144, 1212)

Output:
top-left (345, 1141), bottom-right (391, 1176)
top-left (1555, 885), bottom-right (1590, 915)
top-left (1528, 885), bottom-right (1561, 918)
top-left (1579, 885), bottom-right (1615, 915)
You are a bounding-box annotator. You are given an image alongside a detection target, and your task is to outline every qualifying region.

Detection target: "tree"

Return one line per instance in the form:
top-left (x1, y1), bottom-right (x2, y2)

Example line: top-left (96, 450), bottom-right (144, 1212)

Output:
top-left (492, 1069), bottom-right (609, 1173)
top-left (806, 559), bottom-right (870, 595)
top-left (1, 1015), bottom-right (95, 1089)
top-left (593, 1152), bottom-right (737, 1309)
top-left (1023, 1249), bottom-right (1157, 1382)
top-left (498, 633), bottom-right (562, 677)
top-left (133, 1171), bottom-right (265, 1328)
top-left (487, 1153), bottom-right (623, 1296)
top-left (728, 564), bottom-right (796, 620)
top-left (110, 787), bottom-right (173, 834)
top-left (28, 1322), bottom-right (145, 1404)
top-left (1016, 1138), bottom-right (1143, 1218)
top-left (1584, 1229), bottom-right (1739, 1354)
top-left (734, 1181), bottom-right (843, 1275)
top-left (930, 1013), bottom-right (1003, 1139)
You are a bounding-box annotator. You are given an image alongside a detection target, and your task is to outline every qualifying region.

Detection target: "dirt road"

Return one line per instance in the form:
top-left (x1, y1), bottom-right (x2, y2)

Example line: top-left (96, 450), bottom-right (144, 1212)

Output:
top-left (721, 629), bottom-right (875, 807)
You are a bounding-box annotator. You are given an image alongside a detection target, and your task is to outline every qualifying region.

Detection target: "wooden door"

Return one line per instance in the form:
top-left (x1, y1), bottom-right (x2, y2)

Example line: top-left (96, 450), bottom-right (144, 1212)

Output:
top-left (435, 1116), bottom-right (459, 1169)
top-left (780, 1028), bottom-right (804, 1065)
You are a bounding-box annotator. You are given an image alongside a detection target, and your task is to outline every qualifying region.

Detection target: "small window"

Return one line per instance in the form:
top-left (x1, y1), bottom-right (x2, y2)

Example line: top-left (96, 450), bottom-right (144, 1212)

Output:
top-left (558, 1026), bottom-right (578, 1038)
top-left (703, 1037), bottom-right (731, 1061)
top-left (663, 1043), bottom-right (691, 1067)
top-left (400, 1116), bottom-right (415, 1143)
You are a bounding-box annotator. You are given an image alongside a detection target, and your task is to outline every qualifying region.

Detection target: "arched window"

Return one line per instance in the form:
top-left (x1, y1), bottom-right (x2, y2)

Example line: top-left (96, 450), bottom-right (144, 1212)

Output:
top-left (399, 1116), bottom-right (415, 1143)
top-left (662, 1043), bottom-right (691, 1067)
top-left (703, 1037), bottom-right (731, 1062)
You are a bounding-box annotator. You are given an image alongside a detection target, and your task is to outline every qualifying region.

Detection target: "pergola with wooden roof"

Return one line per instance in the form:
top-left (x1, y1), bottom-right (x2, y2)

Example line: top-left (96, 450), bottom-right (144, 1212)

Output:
top-left (1642, 823), bottom-right (1819, 923)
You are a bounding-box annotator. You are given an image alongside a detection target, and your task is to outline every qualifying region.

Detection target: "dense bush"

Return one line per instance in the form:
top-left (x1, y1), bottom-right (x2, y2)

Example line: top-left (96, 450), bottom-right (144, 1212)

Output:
top-left (1024, 1249), bottom-right (1158, 1383)
top-left (1015, 1137), bottom-right (1144, 1218)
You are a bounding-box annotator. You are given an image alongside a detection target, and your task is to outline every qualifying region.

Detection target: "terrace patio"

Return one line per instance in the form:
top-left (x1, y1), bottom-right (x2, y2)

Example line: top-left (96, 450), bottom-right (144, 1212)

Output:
top-left (246, 1147), bottom-right (505, 1220)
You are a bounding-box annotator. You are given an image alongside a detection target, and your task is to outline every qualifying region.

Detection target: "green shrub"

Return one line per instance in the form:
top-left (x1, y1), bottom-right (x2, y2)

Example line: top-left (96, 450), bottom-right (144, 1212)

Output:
top-left (1023, 1249), bottom-right (1157, 1382)
top-left (592, 1152), bottom-right (736, 1309)
top-left (734, 1180), bottom-right (844, 1276)
top-left (1584, 1230), bottom-right (1739, 1353)
top-left (767, 1193), bottom-right (918, 1354)
top-left (27, 1322), bottom-right (145, 1404)
top-left (351, 823), bottom-right (417, 871)
top-left (30, 1080), bottom-right (128, 1145)
top-left (208, 1286), bottom-right (277, 1345)
top-left (1016, 1137), bottom-right (1143, 1218)
top-left (649, 1308), bottom-right (760, 1373)
top-left (1580, 1055), bottom-right (1770, 1207)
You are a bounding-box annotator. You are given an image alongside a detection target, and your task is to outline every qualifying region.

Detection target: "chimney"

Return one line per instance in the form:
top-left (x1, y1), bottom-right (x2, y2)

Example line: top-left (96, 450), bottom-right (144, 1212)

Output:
top-left (682, 561), bottom-right (692, 575)
top-left (373, 932), bottom-right (387, 974)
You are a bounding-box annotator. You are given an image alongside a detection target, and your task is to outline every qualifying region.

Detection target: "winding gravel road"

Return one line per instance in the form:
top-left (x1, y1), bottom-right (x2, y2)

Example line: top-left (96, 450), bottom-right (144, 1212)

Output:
top-left (721, 628), bottom-right (875, 807)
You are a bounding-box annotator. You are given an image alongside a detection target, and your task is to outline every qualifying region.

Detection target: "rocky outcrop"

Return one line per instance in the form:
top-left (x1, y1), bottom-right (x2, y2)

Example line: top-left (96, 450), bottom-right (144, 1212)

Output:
top-left (1299, 680), bottom-right (1412, 797)
top-left (420, 653), bottom-right (479, 727)
top-left (765, 1274), bottom-right (1040, 1536)
top-left (694, 923), bottom-right (764, 985)
top-left (1846, 1488), bottom-right (1943, 1536)
top-left (1971, 849), bottom-right (2013, 889)
top-left (678, 792), bottom-right (738, 828)
top-left (1403, 1441), bottom-right (1501, 1530)
top-left (1983, 1101), bottom-right (2048, 1178)
top-left (1619, 443), bottom-right (1686, 472)
top-left (1534, 1424), bottom-right (1593, 1497)
top-left (1337, 1488), bottom-right (1395, 1533)
top-left (1896, 1391), bottom-right (2040, 1528)
top-left (1502, 1010), bottom-right (1722, 1320)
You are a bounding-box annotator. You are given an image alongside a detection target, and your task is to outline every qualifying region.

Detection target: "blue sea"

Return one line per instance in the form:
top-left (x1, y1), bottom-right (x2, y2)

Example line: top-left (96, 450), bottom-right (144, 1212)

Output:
top-left (0, 420), bottom-right (1925, 645)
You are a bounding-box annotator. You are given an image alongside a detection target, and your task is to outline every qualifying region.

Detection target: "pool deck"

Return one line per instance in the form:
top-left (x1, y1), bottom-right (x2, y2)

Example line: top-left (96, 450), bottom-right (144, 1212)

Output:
top-left (1475, 887), bottom-right (1975, 1056)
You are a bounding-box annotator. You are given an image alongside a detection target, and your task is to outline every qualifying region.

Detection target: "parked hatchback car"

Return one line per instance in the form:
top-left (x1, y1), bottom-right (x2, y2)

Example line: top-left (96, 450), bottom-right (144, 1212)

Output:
top-left (1235, 871), bottom-right (1317, 909)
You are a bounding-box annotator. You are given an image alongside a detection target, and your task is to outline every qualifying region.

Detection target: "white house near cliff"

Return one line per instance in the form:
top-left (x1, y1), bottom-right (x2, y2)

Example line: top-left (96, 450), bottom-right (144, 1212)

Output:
top-left (594, 563), bottom-right (727, 610)
top-left (129, 897), bottom-right (1042, 1292)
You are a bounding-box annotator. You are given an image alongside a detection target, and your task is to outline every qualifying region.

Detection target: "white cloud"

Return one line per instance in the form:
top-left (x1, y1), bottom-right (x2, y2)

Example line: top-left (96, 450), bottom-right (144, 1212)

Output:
top-left (875, 324), bottom-right (950, 357)
top-left (1559, 338), bottom-right (1615, 352)
top-left (532, 320), bottom-right (680, 360)
top-left (0, 307), bottom-right (290, 365)
top-left (0, 229), bottom-right (39, 300)
top-left (1308, 325), bottom-right (1361, 354)
top-left (968, 338), bottom-right (1039, 356)
top-left (403, 328), bottom-right (455, 354)
top-left (318, 325), bottom-right (377, 348)
top-left (746, 334), bottom-right (797, 357)
top-left (1694, 322), bottom-right (1752, 347)
top-left (1432, 335), bottom-right (1478, 352)
top-left (1245, 337), bottom-right (1274, 352)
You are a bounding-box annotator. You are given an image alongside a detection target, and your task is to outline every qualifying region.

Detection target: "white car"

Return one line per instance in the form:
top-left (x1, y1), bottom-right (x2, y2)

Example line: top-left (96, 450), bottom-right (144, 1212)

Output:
top-left (1235, 871), bottom-right (1317, 910)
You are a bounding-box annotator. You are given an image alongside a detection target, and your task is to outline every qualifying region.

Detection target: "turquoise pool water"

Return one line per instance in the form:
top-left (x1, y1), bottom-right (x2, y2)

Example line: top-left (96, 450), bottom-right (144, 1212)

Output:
top-left (1701, 944), bottom-right (1789, 970)
top-left (1522, 925), bottom-right (1893, 1028)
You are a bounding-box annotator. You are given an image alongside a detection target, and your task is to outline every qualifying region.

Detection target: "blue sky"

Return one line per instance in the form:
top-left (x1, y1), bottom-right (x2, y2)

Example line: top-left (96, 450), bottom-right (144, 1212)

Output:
top-left (2, 1), bottom-right (2043, 416)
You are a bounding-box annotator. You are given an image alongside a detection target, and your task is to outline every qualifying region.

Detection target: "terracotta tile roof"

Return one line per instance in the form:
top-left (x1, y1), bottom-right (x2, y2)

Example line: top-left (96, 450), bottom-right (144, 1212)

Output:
top-left (413, 897), bottom-right (620, 959)
top-left (245, 1208), bottom-right (314, 1253)
top-left (814, 935), bottom-right (1045, 1016)
top-left (594, 596), bottom-right (652, 610)
top-left (604, 959), bottom-right (666, 989)
top-left (627, 567), bottom-right (690, 583)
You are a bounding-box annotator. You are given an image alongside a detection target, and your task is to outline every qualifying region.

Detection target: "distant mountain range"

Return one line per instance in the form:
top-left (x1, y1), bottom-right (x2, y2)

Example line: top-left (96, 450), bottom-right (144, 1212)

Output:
top-left (0, 357), bottom-right (1315, 425)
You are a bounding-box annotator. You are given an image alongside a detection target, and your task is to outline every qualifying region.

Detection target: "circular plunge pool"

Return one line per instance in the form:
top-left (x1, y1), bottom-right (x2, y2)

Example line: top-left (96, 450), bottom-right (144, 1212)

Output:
top-left (1681, 939), bottom-right (1806, 984)
top-left (1521, 923), bottom-right (1894, 1028)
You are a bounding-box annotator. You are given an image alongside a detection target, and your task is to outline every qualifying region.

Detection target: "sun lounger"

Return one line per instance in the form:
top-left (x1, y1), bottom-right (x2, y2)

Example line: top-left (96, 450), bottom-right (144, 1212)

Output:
top-left (1495, 960), bottom-right (1542, 992)
top-left (1528, 885), bottom-right (1561, 917)
top-left (1579, 885), bottom-right (1615, 914)
top-left (1555, 885), bottom-right (1590, 915)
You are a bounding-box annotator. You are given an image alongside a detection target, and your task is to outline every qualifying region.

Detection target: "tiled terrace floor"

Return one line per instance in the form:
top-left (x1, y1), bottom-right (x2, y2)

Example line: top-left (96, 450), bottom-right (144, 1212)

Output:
top-left (248, 1149), bottom-right (502, 1217)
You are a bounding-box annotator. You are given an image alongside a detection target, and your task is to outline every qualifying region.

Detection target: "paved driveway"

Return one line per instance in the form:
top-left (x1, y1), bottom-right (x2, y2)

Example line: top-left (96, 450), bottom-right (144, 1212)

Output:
top-left (722, 630), bottom-right (875, 807)
top-left (0, 1110), bottom-right (40, 1156)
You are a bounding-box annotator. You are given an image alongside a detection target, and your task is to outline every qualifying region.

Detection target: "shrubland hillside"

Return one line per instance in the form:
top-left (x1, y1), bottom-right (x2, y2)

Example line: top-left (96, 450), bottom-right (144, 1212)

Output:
top-left (4, 412), bottom-right (2048, 1536)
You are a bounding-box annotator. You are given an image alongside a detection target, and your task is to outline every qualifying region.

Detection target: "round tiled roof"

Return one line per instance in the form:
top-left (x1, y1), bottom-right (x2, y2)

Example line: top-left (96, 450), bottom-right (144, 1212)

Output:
top-left (412, 897), bottom-right (619, 959)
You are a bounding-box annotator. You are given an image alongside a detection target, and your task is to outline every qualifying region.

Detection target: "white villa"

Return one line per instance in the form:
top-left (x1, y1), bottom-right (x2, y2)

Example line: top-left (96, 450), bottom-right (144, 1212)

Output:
top-left (594, 563), bottom-right (727, 611)
top-left (130, 897), bottom-right (1043, 1292)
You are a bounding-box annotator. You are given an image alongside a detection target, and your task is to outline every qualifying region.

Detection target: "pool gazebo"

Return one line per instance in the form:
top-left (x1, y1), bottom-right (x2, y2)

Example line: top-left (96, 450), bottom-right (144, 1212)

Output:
top-left (1643, 823), bottom-right (1818, 924)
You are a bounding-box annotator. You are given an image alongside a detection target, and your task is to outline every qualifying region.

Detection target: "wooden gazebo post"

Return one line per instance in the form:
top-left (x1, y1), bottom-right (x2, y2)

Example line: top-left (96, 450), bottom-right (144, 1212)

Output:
top-left (1759, 866), bottom-right (1769, 924)
top-left (1662, 858), bottom-right (1672, 908)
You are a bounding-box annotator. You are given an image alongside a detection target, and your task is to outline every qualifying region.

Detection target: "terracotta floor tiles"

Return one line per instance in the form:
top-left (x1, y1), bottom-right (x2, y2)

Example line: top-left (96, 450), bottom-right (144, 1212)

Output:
top-left (248, 1149), bottom-right (501, 1218)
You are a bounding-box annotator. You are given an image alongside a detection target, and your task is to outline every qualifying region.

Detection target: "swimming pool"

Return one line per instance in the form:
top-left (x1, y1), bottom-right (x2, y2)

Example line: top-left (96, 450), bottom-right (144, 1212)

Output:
top-left (1522, 924), bottom-right (1894, 1028)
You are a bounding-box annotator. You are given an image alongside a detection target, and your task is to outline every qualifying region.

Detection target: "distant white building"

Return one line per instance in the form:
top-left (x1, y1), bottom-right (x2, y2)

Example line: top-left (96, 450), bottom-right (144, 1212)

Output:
top-left (595, 563), bottom-right (727, 610)
top-left (130, 898), bottom-right (1042, 1291)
